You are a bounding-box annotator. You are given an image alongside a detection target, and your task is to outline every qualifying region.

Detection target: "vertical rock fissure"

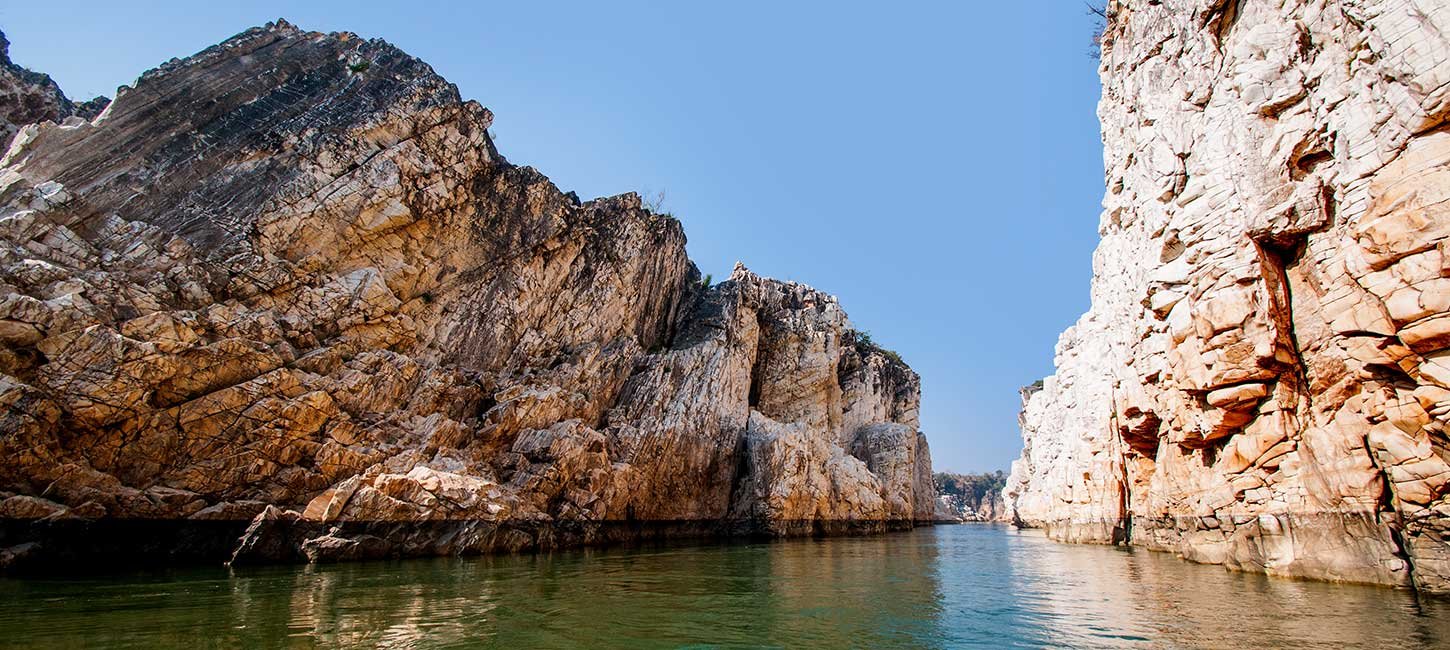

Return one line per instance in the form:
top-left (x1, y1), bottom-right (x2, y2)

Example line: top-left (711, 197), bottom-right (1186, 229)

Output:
top-left (1381, 463), bottom-right (1421, 587)
top-left (1110, 393), bottom-right (1133, 545)
top-left (1251, 235), bottom-right (1310, 394)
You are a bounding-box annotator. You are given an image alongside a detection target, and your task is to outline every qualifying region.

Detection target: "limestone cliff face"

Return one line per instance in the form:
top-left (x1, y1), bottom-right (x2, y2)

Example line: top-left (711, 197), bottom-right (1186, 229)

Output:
top-left (1008, 0), bottom-right (1450, 593)
top-left (0, 22), bottom-right (931, 567)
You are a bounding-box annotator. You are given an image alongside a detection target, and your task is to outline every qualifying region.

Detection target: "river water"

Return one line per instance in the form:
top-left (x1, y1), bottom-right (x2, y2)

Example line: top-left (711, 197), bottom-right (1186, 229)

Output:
top-left (0, 524), bottom-right (1444, 649)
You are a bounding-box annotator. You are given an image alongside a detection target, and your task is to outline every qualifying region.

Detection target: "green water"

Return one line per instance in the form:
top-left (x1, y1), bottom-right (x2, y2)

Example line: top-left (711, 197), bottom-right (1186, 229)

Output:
top-left (0, 524), bottom-right (1445, 649)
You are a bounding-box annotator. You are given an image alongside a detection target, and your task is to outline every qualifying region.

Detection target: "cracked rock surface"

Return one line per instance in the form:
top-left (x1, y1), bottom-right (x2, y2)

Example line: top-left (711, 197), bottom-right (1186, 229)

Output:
top-left (1007, 0), bottom-right (1450, 593)
top-left (0, 22), bottom-right (931, 567)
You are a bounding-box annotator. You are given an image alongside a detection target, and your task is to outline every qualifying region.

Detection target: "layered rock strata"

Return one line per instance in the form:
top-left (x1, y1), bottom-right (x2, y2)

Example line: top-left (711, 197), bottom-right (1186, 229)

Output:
top-left (0, 22), bottom-right (932, 568)
top-left (1008, 0), bottom-right (1450, 593)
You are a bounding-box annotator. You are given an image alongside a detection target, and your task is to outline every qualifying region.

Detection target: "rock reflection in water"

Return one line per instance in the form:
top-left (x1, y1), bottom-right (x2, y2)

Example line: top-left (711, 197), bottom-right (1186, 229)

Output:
top-left (991, 526), bottom-right (1448, 649)
top-left (0, 526), bottom-right (1445, 648)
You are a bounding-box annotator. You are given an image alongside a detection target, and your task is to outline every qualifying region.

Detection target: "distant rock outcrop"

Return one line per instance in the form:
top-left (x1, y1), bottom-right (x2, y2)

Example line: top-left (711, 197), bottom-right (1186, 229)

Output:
top-left (1007, 0), bottom-right (1450, 594)
top-left (0, 32), bottom-right (106, 148)
top-left (0, 22), bottom-right (932, 568)
top-left (934, 471), bottom-right (1007, 522)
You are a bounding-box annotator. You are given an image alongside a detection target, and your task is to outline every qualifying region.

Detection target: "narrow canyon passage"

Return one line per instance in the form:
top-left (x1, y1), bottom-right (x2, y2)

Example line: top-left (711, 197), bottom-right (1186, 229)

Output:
top-left (2, 8), bottom-right (1450, 650)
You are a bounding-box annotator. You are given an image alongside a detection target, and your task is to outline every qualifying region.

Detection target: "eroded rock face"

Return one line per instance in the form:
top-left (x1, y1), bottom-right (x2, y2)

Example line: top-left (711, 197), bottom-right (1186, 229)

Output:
top-left (0, 21), bottom-right (931, 568)
top-left (1008, 0), bottom-right (1450, 593)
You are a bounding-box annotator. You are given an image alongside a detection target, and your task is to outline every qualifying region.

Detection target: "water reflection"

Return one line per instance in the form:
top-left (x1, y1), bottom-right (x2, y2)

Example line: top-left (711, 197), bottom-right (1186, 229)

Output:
top-left (0, 526), bottom-right (1445, 649)
top-left (991, 526), bottom-right (1449, 649)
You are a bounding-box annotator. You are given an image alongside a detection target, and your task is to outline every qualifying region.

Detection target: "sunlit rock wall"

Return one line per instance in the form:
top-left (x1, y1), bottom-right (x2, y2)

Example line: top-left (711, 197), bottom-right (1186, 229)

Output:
top-left (1008, 0), bottom-right (1450, 592)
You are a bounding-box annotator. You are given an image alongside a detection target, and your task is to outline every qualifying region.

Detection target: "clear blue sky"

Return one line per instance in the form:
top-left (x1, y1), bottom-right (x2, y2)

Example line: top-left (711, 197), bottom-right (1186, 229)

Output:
top-left (1, 1), bottom-right (1104, 473)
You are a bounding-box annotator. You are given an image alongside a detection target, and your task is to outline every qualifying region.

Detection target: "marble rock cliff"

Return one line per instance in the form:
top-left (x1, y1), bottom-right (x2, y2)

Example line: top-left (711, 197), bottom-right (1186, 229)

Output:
top-left (0, 22), bottom-right (932, 567)
top-left (1008, 0), bottom-right (1450, 593)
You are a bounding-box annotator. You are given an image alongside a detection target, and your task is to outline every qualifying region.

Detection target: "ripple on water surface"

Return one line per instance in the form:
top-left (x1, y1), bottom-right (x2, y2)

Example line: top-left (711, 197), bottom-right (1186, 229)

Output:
top-left (0, 525), bottom-right (1446, 649)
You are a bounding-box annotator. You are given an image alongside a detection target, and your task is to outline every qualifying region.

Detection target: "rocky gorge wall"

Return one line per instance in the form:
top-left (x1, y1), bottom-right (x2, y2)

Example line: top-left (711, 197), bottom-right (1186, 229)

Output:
top-left (0, 22), bottom-right (933, 569)
top-left (1008, 0), bottom-right (1450, 593)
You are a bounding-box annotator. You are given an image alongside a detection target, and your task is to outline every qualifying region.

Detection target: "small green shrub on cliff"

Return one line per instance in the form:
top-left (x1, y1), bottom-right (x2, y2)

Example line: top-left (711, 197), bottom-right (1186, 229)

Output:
top-left (853, 330), bottom-right (905, 366)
